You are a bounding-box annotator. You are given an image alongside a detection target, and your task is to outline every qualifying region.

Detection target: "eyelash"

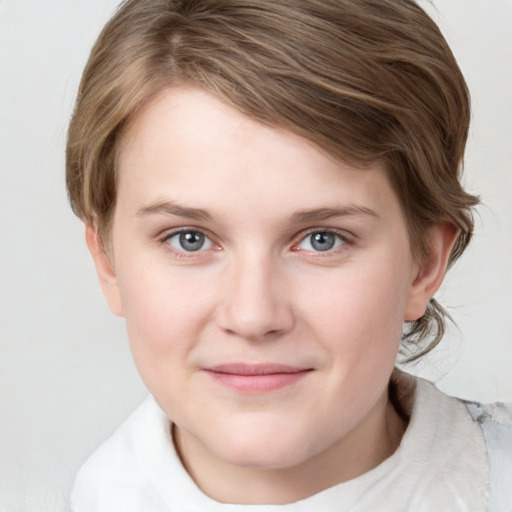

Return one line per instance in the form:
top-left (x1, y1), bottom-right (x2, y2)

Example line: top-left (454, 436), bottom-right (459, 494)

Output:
top-left (160, 228), bottom-right (218, 259)
top-left (159, 227), bottom-right (353, 258)
top-left (291, 228), bottom-right (352, 257)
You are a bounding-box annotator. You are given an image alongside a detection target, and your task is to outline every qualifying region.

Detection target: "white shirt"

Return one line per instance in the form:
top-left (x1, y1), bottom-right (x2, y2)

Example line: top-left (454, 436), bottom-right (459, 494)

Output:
top-left (70, 374), bottom-right (512, 511)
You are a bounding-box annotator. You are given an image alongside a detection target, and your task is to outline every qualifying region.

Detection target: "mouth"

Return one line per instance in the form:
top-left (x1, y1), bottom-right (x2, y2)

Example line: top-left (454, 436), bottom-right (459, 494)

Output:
top-left (203, 363), bottom-right (313, 392)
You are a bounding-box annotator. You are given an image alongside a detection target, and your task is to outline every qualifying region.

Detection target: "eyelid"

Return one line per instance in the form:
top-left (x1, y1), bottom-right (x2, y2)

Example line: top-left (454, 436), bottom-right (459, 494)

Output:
top-left (160, 226), bottom-right (220, 256)
top-left (291, 227), bottom-right (354, 253)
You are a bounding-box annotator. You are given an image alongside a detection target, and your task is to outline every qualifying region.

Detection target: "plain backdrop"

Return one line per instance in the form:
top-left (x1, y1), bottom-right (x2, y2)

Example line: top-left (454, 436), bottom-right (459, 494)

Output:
top-left (1, 0), bottom-right (511, 509)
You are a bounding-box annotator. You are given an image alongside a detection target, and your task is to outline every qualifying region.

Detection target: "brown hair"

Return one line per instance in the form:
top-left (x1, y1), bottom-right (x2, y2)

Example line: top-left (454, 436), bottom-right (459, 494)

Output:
top-left (66, 0), bottom-right (479, 359)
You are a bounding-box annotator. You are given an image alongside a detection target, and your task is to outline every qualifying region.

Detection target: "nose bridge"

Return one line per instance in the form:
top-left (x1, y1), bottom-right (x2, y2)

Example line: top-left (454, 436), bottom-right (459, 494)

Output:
top-left (218, 247), bottom-right (293, 340)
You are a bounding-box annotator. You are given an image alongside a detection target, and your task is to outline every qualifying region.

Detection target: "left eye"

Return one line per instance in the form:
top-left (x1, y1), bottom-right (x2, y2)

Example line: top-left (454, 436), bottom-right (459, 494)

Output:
top-left (165, 230), bottom-right (214, 252)
top-left (297, 231), bottom-right (345, 252)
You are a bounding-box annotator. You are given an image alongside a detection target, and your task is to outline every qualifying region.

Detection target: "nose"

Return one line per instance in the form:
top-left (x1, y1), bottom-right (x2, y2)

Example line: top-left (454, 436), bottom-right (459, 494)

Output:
top-left (216, 253), bottom-right (295, 342)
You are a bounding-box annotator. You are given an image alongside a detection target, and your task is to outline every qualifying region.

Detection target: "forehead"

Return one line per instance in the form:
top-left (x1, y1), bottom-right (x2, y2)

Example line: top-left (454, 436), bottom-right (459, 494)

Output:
top-left (116, 86), bottom-right (404, 226)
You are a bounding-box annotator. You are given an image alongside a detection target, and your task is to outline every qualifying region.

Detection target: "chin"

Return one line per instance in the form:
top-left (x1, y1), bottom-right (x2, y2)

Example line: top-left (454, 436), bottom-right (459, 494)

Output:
top-left (208, 422), bottom-right (317, 470)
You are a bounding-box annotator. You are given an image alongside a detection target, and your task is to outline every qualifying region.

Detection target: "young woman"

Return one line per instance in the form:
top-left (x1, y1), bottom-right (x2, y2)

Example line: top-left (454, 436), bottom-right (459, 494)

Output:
top-left (66, 1), bottom-right (512, 510)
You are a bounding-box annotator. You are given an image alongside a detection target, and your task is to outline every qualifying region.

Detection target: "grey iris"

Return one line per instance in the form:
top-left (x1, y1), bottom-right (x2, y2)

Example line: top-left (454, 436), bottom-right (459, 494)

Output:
top-left (311, 232), bottom-right (335, 251)
top-left (179, 231), bottom-right (205, 251)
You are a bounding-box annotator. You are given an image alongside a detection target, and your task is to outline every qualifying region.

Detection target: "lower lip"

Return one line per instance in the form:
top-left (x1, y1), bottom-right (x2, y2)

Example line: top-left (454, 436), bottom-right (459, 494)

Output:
top-left (205, 370), bottom-right (311, 392)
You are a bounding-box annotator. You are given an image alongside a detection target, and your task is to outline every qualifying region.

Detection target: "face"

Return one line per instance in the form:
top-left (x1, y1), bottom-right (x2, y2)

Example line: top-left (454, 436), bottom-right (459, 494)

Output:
top-left (91, 86), bottom-right (444, 494)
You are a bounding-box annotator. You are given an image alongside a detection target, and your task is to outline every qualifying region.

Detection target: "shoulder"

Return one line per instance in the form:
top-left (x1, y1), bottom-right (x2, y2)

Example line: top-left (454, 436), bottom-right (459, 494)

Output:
top-left (392, 371), bottom-right (512, 510)
top-left (464, 399), bottom-right (512, 464)
top-left (401, 376), bottom-right (489, 509)
top-left (465, 399), bottom-right (512, 429)
top-left (70, 396), bottom-right (171, 512)
top-left (464, 400), bottom-right (512, 512)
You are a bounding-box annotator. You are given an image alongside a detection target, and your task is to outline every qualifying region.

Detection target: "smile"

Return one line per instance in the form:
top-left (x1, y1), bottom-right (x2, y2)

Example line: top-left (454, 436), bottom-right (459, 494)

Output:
top-left (204, 364), bottom-right (313, 393)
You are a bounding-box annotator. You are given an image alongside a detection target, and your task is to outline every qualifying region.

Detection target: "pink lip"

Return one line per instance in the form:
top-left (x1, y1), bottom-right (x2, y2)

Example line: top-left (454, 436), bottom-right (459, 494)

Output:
top-left (204, 364), bottom-right (312, 392)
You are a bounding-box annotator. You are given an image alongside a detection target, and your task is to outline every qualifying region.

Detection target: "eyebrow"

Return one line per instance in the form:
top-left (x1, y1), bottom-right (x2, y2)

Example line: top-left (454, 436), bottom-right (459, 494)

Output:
top-left (136, 200), bottom-right (213, 222)
top-left (136, 200), bottom-right (379, 224)
top-left (289, 206), bottom-right (379, 224)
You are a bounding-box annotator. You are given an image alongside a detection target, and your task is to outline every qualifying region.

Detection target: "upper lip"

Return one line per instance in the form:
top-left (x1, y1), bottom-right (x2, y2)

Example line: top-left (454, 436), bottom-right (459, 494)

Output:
top-left (205, 364), bottom-right (311, 375)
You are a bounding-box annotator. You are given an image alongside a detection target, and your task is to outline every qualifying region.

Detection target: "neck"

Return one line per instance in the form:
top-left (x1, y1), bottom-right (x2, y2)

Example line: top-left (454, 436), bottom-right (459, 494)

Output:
top-left (173, 388), bottom-right (407, 505)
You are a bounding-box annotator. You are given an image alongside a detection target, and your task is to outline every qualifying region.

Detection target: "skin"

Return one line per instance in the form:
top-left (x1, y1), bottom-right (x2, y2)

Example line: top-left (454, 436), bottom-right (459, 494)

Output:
top-left (87, 86), bottom-right (457, 505)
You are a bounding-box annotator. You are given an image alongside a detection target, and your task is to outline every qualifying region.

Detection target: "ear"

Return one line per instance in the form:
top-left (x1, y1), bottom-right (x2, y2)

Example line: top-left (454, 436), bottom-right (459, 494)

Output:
top-left (404, 222), bottom-right (459, 321)
top-left (85, 224), bottom-right (124, 317)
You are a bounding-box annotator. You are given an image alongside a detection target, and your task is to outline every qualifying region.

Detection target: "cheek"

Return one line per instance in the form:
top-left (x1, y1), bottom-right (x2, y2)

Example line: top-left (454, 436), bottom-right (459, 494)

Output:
top-left (295, 266), bottom-right (409, 422)
top-left (299, 262), bottom-right (409, 360)
top-left (115, 264), bottom-right (213, 378)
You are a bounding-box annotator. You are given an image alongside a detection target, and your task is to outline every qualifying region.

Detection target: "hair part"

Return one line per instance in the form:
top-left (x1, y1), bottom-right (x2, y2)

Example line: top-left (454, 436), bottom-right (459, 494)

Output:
top-left (66, 0), bottom-right (479, 359)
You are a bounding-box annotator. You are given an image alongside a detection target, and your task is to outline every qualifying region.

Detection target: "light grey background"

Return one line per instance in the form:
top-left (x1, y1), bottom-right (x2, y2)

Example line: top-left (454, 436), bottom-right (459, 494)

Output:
top-left (1, 0), bottom-right (511, 509)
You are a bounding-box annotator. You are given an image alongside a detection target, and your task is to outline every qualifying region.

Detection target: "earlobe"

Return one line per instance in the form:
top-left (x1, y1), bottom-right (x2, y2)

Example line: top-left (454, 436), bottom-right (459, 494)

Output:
top-left (85, 224), bottom-right (124, 317)
top-left (404, 222), bottom-right (458, 321)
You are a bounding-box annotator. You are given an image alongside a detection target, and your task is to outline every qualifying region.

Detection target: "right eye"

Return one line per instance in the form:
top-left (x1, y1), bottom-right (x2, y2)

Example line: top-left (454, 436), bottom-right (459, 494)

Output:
top-left (164, 230), bottom-right (214, 253)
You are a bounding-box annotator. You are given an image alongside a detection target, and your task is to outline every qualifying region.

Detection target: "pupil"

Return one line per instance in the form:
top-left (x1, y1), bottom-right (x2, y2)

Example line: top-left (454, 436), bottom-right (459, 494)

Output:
top-left (311, 232), bottom-right (335, 251)
top-left (179, 232), bottom-right (204, 251)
